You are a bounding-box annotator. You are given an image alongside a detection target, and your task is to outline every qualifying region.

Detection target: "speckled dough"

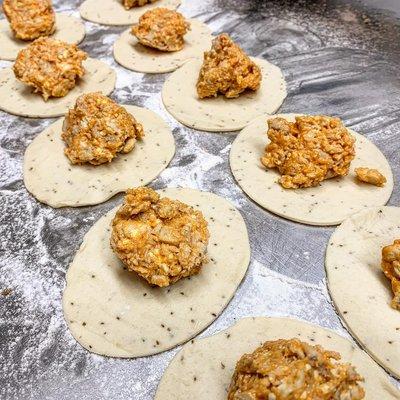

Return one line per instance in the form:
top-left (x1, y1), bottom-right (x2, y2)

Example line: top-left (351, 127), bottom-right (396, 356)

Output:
top-left (80, 0), bottom-right (181, 26)
top-left (0, 58), bottom-right (116, 118)
top-left (113, 19), bottom-right (212, 74)
top-left (162, 58), bottom-right (287, 132)
top-left (24, 106), bottom-right (175, 208)
top-left (63, 188), bottom-right (250, 357)
top-left (0, 14), bottom-right (86, 61)
top-left (326, 207), bottom-right (400, 379)
top-left (156, 317), bottom-right (399, 400)
top-left (230, 114), bottom-right (393, 226)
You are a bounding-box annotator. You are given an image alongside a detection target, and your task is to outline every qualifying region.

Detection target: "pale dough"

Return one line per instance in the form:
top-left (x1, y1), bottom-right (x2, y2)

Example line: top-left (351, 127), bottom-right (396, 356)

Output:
top-left (0, 58), bottom-right (116, 118)
top-left (326, 206), bottom-right (400, 378)
top-left (230, 114), bottom-right (393, 226)
top-left (155, 317), bottom-right (400, 400)
top-left (80, 0), bottom-right (181, 26)
top-left (0, 14), bottom-right (86, 61)
top-left (63, 188), bottom-right (250, 357)
top-left (113, 19), bottom-right (212, 74)
top-left (24, 105), bottom-right (175, 208)
top-left (161, 57), bottom-right (287, 132)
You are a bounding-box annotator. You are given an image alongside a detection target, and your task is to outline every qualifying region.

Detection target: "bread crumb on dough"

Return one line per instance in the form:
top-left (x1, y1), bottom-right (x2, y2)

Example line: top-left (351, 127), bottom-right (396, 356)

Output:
top-left (111, 187), bottom-right (210, 287)
top-left (382, 239), bottom-right (400, 310)
top-left (261, 115), bottom-right (356, 189)
top-left (3, 0), bottom-right (55, 41)
top-left (122, 0), bottom-right (158, 10)
top-left (62, 92), bottom-right (144, 165)
top-left (355, 167), bottom-right (386, 187)
top-left (13, 37), bottom-right (87, 101)
top-left (196, 33), bottom-right (262, 99)
top-left (228, 338), bottom-right (365, 400)
top-left (131, 8), bottom-right (190, 52)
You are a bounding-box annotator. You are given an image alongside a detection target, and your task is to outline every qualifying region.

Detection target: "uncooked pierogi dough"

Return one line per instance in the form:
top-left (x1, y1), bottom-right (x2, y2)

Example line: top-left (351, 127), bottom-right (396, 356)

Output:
top-left (24, 106), bottom-right (175, 207)
top-left (326, 206), bottom-right (400, 379)
top-left (113, 19), bottom-right (212, 73)
top-left (80, 0), bottom-right (181, 26)
top-left (155, 317), bottom-right (399, 400)
top-left (230, 114), bottom-right (393, 225)
top-left (161, 57), bottom-right (287, 132)
top-left (0, 14), bottom-right (86, 61)
top-left (0, 58), bottom-right (116, 118)
top-left (63, 188), bottom-right (250, 357)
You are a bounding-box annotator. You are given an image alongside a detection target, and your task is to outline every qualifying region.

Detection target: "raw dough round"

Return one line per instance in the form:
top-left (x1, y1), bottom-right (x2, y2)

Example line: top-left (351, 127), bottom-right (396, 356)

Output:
top-left (0, 58), bottom-right (116, 118)
top-left (113, 19), bottom-right (212, 74)
top-left (326, 206), bottom-right (400, 379)
top-left (161, 57), bottom-right (287, 132)
top-left (63, 188), bottom-right (250, 357)
top-left (24, 105), bottom-right (175, 208)
top-left (0, 14), bottom-right (86, 61)
top-left (80, 0), bottom-right (181, 26)
top-left (156, 317), bottom-right (399, 400)
top-left (230, 114), bottom-right (393, 226)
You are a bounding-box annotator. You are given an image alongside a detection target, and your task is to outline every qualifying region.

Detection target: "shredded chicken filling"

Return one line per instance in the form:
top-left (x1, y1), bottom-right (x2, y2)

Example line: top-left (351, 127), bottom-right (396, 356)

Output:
top-left (355, 167), bottom-right (386, 187)
top-left (122, 0), bottom-right (158, 10)
top-left (382, 239), bottom-right (400, 311)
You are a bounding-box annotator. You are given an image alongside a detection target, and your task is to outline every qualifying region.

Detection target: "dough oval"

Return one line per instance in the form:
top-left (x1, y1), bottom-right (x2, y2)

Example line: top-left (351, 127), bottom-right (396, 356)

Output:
top-left (230, 113), bottom-right (393, 226)
top-left (155, 317), bottom-right (400, 400)
top-left (0, 14), bottom-right (86, 61)
top-left (326, 206), bottom-right (400, 378)
top-left (80, 0), bottom-right (181, 26)
top-left (161, 57), bottom-right (287, 132)
top-left (63, 188), bottom-right (250, 357)
top-left (113, 19), bottom-right (213, 74)
top-left (0, 58), bottom-right (116, 118)
top-left (24, 105), bottom-right (175, 208)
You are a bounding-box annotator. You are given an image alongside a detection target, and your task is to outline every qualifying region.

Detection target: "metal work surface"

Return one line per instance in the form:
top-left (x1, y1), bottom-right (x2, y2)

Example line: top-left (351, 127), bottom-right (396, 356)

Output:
top-left (1, 0), bottom-right (399, 398)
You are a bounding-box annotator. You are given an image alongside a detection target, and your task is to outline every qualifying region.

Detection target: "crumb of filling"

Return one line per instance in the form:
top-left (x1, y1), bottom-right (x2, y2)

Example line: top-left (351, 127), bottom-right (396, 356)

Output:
top-left (111, 187), bottom-right (210, 287)
top-left (228, 338), bottom-right (365, 400)
top-left (3, 0), bottom-right (55, 41)
top-left (122, 0), bottom-right (159, 10)
top-left (62, 92), bottom-right (144, 165)
top-left (261, 115), bottom-right (356, 189)
top-left (355, 167), bottom-right (386, 187)
top-left (196, 33), bottom-right (262, 99)
top-left (382, 239), bottom-right (400, 311)
top-left (131, 8), bottom-right (190, 52)
top-left (13, 37), bottom-right (87, 101)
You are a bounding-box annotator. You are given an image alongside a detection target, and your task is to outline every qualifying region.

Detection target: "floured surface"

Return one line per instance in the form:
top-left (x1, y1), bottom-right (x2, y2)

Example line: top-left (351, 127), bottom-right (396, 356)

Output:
top-left (326, 207), bottom-right (400, 378)
top-left (24, 106), bottom-right (175, 207)
top-left (80, 0), bottom-right (181, 26)
top-left (63, 188), bottom-right (250, 357)
top-left (0, 14), bottom-right (86, 61)
top-left (162, 58), bottom-right (287, 132)
top-left (230, 114), bottom-right (393, 226)
top-left (156, 317), bottom-right (399, 400)
top-left (114, 20), bottom-right (212, 73)
top-left (0, 58), bottom-right (116, 118)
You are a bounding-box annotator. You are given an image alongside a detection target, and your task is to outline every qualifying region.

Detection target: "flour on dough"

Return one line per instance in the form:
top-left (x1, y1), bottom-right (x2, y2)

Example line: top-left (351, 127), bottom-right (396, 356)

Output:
top-left (156, 317), bottom-right (400, 400)
top-left (63, 188), bottom-right (250, 357)
top-left (24, 105), bottom-right (175, 207)
top-left (326, 206), bottom-right (400, 379)
top-left (230, 114), bottom-right (393, 225)
top-left (114, 19), bottom-right (212, 73)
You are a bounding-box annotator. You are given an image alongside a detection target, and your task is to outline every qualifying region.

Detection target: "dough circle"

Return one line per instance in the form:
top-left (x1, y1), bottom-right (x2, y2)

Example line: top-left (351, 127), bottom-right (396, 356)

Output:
top-left (63, 188), bottom-right (250, 357)
top-left (0, 14), bottom-right (86, 61)
top-left (156, 317), bottom-right (399, 400)
top-left (230, 114), bottom-right (393, 226)
top-left (326, 206), bottom-right (400, 378)
top-left (113, 19), bottom-right (213, 74)
top-left (161, 57), bottom-right (287, 132)
top-left (24, 105), bottom-right (175, 208)
top-left (0, 58), bottom-right (116, 118)
top-left (80, 0), bottom-right (181, 26)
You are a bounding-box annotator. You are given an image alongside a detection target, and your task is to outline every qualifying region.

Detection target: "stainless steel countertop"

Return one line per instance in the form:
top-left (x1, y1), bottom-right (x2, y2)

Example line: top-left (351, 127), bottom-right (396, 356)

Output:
top-left (1, 0), bottom-right (399, 398)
